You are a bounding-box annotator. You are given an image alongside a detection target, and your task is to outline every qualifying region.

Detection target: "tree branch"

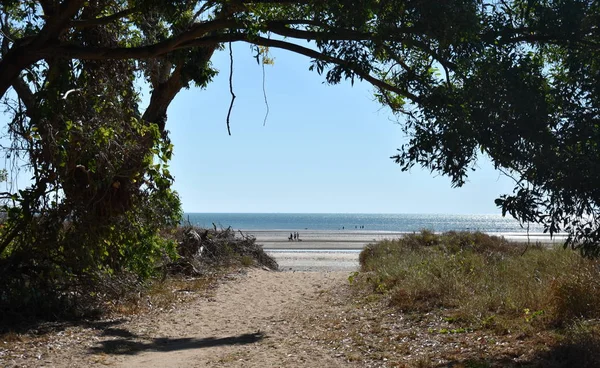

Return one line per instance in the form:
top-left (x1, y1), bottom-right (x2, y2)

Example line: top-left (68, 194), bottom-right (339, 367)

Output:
top-left (33, 0), bottom-right (84, 48)
top-left (41, 18), bottom-right (238, 60)
top-left (239, 0), bottom-right (313, 4)
top-left (237, 36), bottom-right (423, 104)
top-left (0, 0), bottom-right (84, 98)
top-left (141, 46), bottom-right (218, 130)
top-left (11, 77), bottom-right (36, 114)
top-left (44, 31), bottom-right (422, 103)
top-left (500, 35), bottom-right (600, 49)
top-left (70, 7), bottom-right (140, 29)
top-left (141, 64), bottom-right (185, 131)
top-left (264, 22), bottom-right (459, 71)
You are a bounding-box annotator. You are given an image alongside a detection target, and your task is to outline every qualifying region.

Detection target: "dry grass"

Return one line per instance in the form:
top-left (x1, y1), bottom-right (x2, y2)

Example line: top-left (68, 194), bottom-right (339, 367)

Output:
top-left (105, 274), bottom-right (220, 316)
top-left (358, 230), bottom-right (600, 331)
top-left (348, 230), bottom-right (600, 367)
top-left (0, 330), bottom-right (25, 343)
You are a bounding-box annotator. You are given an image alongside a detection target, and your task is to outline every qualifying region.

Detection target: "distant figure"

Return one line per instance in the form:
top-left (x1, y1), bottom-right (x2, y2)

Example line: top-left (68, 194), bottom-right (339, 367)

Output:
top-left (342, 226), bottom-right (344, 230)
top-left (296, 232), bottom-right (301, 241)
top-left (293, 232), bottom-right (297, 241)
top-left (289, 233), bottom-right (293, 241)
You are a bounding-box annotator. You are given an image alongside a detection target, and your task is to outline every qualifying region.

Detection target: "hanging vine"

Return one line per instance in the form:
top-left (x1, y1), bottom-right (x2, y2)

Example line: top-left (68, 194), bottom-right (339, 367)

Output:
top-left (226, 42), bottom-right (236, 136)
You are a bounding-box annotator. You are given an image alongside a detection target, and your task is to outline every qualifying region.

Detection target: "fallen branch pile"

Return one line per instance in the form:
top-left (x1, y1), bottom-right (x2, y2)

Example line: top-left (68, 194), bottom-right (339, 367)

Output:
top-left (166, 225), bottom-right (278, 275)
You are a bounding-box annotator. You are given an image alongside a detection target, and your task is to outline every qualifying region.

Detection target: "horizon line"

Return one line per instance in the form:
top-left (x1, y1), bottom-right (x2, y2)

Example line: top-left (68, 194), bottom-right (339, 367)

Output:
top-left (182, 211), bottom-right (504, 216)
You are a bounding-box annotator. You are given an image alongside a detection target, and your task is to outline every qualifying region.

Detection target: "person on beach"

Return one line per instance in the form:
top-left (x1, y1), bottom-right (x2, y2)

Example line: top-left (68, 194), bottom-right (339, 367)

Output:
top-left (289, 233), bottom-right (293, 241)
top-left (293, 232), bottom-right (297, 241)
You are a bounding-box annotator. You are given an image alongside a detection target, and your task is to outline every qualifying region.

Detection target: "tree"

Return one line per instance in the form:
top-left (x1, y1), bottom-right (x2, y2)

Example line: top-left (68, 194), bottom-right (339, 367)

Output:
top-left (0, 0), bottom-right (599, 305)
top-left (389, 0), bottom-right (600, 256)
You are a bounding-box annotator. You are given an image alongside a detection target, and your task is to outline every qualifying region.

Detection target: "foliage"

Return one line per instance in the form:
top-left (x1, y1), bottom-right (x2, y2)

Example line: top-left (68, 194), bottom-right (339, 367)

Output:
top-left (0, 2), bottom-right (183, 316)
top-left (385, 1), bottom-right (600, 255)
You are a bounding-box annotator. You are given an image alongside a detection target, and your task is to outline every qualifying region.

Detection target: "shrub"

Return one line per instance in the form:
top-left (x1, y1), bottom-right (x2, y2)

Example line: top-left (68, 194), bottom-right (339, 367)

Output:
top-left (356, 230), bottom-right (600, 332)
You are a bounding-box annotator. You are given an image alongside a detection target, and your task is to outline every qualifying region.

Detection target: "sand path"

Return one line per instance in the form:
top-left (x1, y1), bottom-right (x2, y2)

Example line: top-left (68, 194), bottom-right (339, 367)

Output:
top-left (91, 269), bottom-right (357, 368)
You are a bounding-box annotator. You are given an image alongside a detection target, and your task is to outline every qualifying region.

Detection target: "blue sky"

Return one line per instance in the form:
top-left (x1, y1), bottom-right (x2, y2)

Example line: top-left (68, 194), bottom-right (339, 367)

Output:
top-left (163, 43), bottom-right (516, 214)
top-left (0, 43), bottom-right (516, 215)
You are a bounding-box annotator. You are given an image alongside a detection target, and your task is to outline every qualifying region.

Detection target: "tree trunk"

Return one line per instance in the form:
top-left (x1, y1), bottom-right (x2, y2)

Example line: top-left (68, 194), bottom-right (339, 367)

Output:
top-left (88, 46), bottom-right (218, 218)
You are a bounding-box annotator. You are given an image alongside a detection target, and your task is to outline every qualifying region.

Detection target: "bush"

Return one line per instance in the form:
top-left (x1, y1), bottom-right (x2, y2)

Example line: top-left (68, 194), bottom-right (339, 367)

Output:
top-left (0, 223), bottom-right (277, 325)
top-left (356, 230), bottom-right (600, 332)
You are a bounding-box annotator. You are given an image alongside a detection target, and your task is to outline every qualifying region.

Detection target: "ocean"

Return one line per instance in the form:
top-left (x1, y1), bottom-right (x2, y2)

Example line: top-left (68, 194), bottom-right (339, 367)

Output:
top-left (184, 213), bottom-right (544, 233)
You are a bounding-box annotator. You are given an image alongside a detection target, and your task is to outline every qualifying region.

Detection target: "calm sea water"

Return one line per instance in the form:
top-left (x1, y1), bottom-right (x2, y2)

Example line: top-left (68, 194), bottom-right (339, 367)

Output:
top-left (184, 213), bottom-right (544, 233)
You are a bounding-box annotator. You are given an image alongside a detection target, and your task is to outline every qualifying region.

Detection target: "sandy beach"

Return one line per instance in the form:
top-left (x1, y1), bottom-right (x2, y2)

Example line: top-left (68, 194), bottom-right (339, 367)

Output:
top-left (248, 229), bottom-right (566, 249)
top-left (250, 230), bottom-right (400, 249)
top-left (250, 229), bottom-right (567, 272)
top-left (266, 250), bottom-right (360, 272)
top-left (252, 230), bottom-right (393, 271)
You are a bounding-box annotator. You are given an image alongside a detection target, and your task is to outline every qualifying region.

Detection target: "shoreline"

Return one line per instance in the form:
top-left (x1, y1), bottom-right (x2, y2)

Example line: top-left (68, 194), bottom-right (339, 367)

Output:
top-left (249, 230), bottom-right (568, 270)
top-left (242, 229), bottom-right (567, 250)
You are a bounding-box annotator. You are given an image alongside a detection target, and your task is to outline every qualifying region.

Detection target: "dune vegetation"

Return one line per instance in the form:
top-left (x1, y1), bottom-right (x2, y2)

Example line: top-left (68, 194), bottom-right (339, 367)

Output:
top-left (348, 230), bottom-right (600, 367)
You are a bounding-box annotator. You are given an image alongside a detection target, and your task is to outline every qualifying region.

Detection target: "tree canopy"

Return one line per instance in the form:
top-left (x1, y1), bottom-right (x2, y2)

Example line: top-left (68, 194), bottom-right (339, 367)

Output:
top-left (1, 0), bottom-right (600, 306)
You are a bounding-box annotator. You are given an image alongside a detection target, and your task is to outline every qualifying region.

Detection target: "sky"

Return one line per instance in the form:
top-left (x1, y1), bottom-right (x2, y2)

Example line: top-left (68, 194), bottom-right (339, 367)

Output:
top-left (160, 43), bottom-right (517, 214)
top-left (0, 43), bottom-right (517, 215)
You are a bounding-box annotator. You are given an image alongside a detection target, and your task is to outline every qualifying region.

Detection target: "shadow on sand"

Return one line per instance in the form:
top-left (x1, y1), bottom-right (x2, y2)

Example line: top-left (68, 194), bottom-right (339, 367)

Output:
top-left (0, 318), bottom-right (128, 336)
top-left (89, 331), bottom-right (265, 355)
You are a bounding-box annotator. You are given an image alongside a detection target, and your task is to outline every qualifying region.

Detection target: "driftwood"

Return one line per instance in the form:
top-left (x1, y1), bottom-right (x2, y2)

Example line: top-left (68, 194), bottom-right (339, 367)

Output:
top-left (165, 226), bottom-right (278, 276)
